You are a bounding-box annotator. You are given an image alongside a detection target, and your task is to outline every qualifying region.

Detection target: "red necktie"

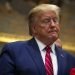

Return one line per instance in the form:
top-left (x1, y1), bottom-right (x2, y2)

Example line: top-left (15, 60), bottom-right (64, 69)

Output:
top-left (45, 46), bottom-right (53, 75)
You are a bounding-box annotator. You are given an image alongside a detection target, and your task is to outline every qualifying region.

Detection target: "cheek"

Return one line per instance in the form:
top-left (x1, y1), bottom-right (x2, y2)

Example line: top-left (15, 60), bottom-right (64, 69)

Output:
top-left (35, 26), bottom-right (45, 34)
top-left (36, 25), bottom-right (50, 34)
top-left (42, 27), bottom-right (49, 33)
top-left (57, 25), bottom-right (60, 32)
top-left (39, 25), bottom-right (47, 31)
top-left (58, 27), bottom-right (60, 32)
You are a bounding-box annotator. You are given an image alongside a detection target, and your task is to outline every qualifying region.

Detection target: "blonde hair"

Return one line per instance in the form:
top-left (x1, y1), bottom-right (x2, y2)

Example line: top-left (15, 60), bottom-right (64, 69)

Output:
top-left (28, 4), bottom-right (60, 35)
top-left (29, 4), bottom-right (60, 17)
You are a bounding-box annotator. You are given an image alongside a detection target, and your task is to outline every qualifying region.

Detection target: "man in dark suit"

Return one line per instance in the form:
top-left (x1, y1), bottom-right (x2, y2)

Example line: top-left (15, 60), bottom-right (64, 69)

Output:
top-left (0, 4), bottom-right (75, 75)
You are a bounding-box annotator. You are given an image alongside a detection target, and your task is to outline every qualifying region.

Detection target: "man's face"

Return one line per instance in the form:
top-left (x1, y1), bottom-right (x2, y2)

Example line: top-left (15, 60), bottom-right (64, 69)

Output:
top-left (33, 11), bottom-right (60, 44)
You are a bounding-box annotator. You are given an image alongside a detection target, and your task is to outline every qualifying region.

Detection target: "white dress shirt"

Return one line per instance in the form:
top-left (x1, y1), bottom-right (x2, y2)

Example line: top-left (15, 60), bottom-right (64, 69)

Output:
top-left (35, 38), bottom-right (58, 75)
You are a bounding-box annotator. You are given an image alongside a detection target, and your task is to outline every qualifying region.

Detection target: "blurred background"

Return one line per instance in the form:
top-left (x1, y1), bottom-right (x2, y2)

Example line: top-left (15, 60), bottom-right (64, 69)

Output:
top-left (0, 0), bottom-right (75, 54)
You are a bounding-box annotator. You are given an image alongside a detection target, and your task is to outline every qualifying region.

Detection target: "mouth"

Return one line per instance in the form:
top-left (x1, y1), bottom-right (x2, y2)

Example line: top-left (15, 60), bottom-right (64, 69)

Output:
top-left (48, 30), bottom-right (58, 37)
top-left (50, 32), bottom-right (57, 36)
top-left (49, 30), bottom-right (57, 33)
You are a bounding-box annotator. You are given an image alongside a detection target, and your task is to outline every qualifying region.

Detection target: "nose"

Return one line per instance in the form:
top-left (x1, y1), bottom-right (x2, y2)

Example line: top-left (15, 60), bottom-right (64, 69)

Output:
top-left (50, 19), bottom-right (56, 27)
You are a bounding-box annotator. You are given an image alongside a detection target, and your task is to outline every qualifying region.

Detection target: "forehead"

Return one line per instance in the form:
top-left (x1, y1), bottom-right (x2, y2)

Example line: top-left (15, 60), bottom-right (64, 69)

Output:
top-left (36, 10), bottom-right (57, 18)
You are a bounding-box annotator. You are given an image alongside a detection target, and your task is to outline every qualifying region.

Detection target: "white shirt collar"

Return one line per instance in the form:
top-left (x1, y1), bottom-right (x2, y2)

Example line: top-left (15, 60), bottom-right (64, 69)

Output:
top-left (35, 37), bottom-right (56, 54)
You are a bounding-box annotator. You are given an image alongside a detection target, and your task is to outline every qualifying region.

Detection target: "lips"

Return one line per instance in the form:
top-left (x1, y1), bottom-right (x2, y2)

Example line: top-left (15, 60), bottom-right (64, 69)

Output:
top-left (48, 30), bottom-right (57, 33)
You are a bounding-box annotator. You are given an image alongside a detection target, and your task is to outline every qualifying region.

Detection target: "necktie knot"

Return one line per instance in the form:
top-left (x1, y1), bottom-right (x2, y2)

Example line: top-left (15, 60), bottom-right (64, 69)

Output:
top-left (45, 45), bottom-right (51, 53)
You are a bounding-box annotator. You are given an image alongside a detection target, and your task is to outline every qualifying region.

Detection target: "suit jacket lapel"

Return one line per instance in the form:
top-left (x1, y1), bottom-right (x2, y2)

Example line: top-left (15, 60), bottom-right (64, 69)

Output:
top-left (27, 38), bottom-right (46, 75)
top-left (55, 46), bottom-right (67, 75)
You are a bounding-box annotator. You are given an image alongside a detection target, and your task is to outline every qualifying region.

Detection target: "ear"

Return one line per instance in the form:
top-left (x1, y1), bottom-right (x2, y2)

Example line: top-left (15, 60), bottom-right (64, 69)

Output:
top-left (31, 25), bottom-right (38, 34)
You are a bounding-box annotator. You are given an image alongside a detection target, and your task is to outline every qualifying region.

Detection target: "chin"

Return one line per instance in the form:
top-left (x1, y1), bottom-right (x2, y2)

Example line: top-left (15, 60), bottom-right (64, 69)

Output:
top-left (48, 36), bottom-right (58, 41)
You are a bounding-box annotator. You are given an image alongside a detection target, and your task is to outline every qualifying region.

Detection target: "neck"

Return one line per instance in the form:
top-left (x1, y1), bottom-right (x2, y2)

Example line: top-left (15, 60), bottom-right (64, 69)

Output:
top-left (35, 37), bottom-right (56, 45)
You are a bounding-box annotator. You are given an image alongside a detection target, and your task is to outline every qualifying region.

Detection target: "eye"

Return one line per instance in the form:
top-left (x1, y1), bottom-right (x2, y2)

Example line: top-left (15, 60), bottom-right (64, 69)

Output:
top-left (42, 18), bottom-right (51, 24)
top-left (53, 18), bottom-right (59, 23)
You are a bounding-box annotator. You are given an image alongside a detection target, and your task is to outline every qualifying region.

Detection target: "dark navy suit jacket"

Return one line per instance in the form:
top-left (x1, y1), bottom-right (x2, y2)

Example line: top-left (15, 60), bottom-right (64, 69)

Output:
top-left (0, 38), bottom-right (75, 75)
